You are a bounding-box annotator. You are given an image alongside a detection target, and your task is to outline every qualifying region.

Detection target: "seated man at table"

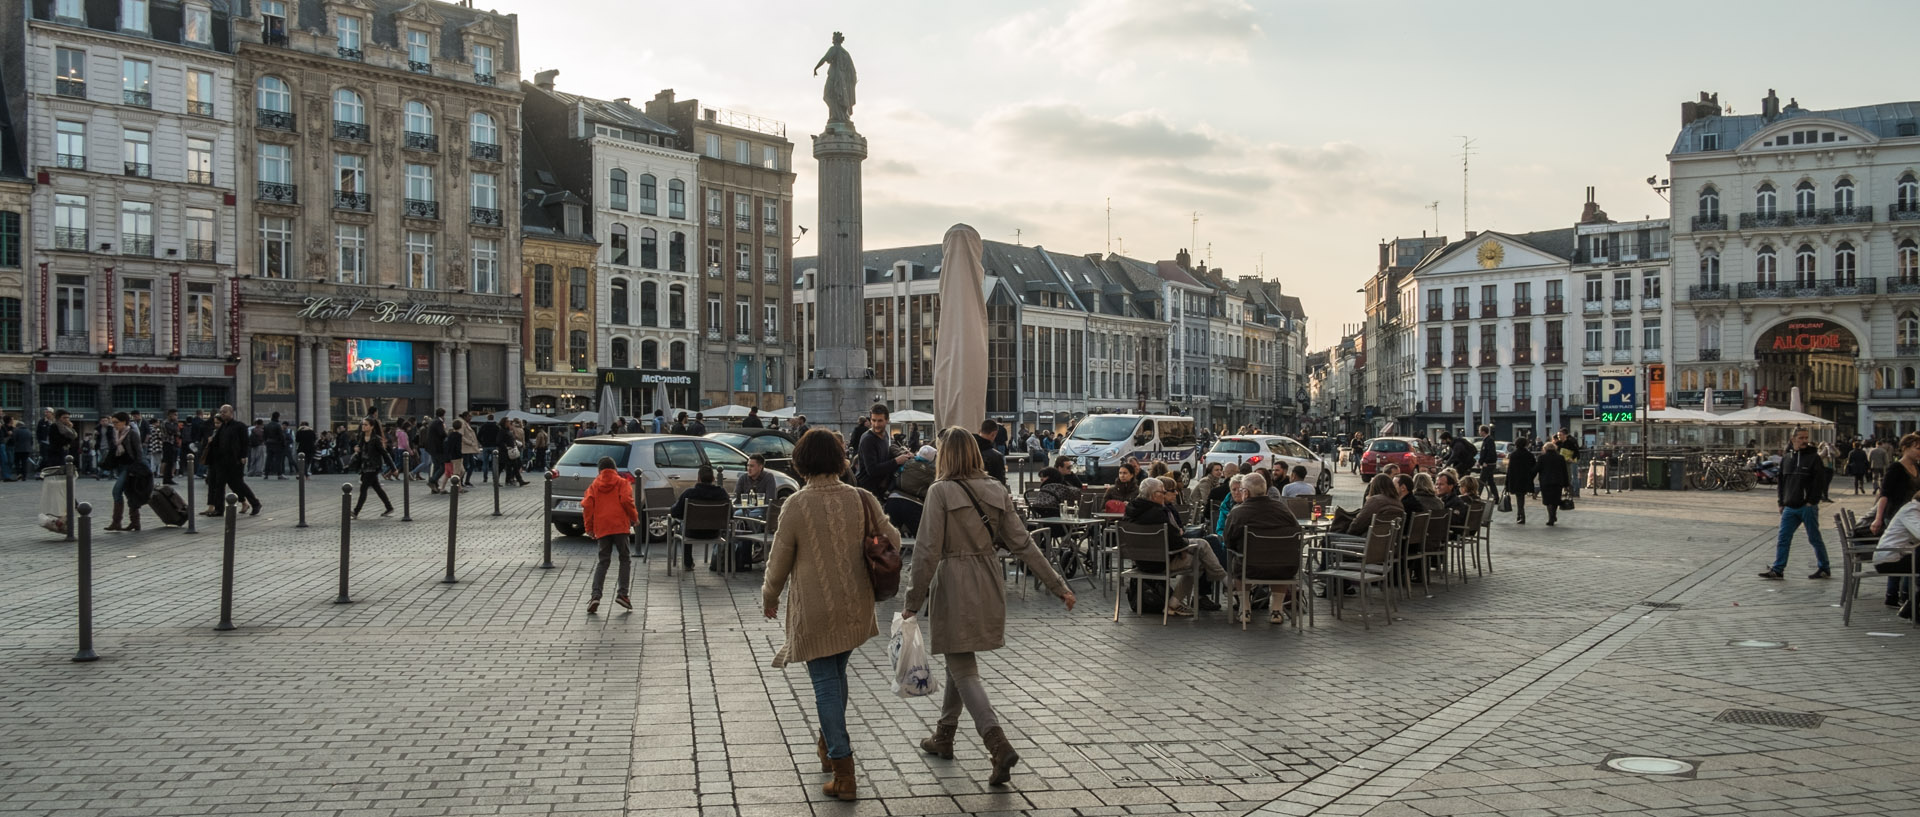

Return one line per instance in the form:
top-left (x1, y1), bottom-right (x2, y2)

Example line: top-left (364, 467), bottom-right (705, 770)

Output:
top-left (734, 454), bottom-right (778, 502)
top-left (670, 465), bottom-right (732, 571)
top-left (1054, 456), bottom-right (1086, 488)
top-left (1281, 465), bottom-right (1316, 498)
top-left (1223, 473), bottom-right (1305, 622)
top-left (1124, 477), bottom-right (1227, 616)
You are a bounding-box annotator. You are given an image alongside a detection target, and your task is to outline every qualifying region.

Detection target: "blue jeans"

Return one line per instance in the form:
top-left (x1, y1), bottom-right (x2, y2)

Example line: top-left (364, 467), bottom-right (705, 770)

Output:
top-left (1773, 505), bottom-right (1831, 572)
top-left (806, 650), bottom-right (853, 759)
top-left (110, 466), bottom-right (128, 503)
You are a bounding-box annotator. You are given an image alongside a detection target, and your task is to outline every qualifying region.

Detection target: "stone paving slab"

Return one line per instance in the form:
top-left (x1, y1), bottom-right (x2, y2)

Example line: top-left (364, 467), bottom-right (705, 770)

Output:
top-left (0, 473), bottom-right (1914, 816)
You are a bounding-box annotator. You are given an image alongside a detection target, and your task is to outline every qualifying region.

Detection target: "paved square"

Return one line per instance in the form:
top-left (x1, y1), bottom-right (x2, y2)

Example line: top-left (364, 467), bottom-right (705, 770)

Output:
top-left (1, 470), bottom-right (1913, 816)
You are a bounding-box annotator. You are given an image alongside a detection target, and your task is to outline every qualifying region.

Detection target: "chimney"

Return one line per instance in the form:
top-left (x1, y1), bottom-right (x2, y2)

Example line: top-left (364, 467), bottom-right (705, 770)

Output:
top-left (1762, 89), bottom-right (1780, 120)
top-left (1380, 241), bottom-right (1391, 269)
top-left (1681, 91), bottom-right (1722, 126)
top-left (1464, 230), bottom-right (1478, 240)
top-left (534, 69), bottom-right (559, 91)
top-left (1176, 248), bottom-right (1191, 270)
top-left (645, 89), bottom-right (676, 120)
top-left (613, 97), bottom-right (630, 107)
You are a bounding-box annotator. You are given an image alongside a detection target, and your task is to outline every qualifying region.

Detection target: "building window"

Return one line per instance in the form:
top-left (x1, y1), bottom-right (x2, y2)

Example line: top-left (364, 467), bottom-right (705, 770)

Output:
top-left (609, 279), bottom-right (629, 325)
top-left (471, 238), bottom-right (499, 294)
top-left (1899, 239), bottom-right (1920, 284)
top-left (121, 0), bottom-right (149, 31)
top-left (259, 216), bottom-right (293, 278)
top-left (533, 264), bottom-right (553, 308)
top-left (735, 139), bottom-right (750, 164)
top-left (0, 211), bottom-right (20, 268)
top-left (641, 339), bottom-right (658, 369)
top-left (55, 120), bottom-right (85, 169)
top-left (706, 294), bottom-right (721, 331)
top-left (568, 330), bottom-right (588, 372)
top-left (609, 224), bottom-right (628, 266)
top-left (471, 43), bottom-right (494, 81)
top-left (1794, 181), bottom-right (1816, 217)
top-left (471, 172), bottom-right (497, 211)
top-left (1545, 369), bottom-right (1563, 400)
top-left (763, 246), bottom-right (779, 273)
top-left (404, 163), bottom-right (434, 202)
top-left (1612, 319), bottom-right (1632, 351)
top-left (1698, 185), bottom-right (1719, 220)
top-left (763, 299), bottom-right (778, 336)
top-left (668, 285), bottom-right (686, 329)
top-left (186, 70), bottom-right (214, 116)
top-left (333, 88), bottom-right (365, 125)
top-left (186, 210), bottom-right (217, 262)
top-left (117, 201), bottom-right (151, 257)
top-left (1612, 271), bottom-right (1631, 301)
top-left (1643, 318), bottom-right (1661, 352)
top-left (470, 112), bottom-right (497, 147)
top-left (256, 75), bottom-right (291, 114)
top-left (55, 48), bottom-right (86, 97)
top-left (1902, 312), bottom-right (1920, 348)
top-left (1583, 320), bottom-right (1602, 352)
top-left (1794, 243), bottom-right (1817, 286)
top-left (1756, 245), bottom-right (1778, 286)
top-left (335, 153), bottom-right (366, 198)
top-left (1831, 242), bottom-right (1858, 285)
top-left (569, 267), bottom-right (588, 311)
top-left (337, 15), bottom-right (362, 54)
top-left (56, 274), bottom-right (88, 338)
top-left (734, 194), bottom-right (751, 229)
top-left (258, 143), bottom-right (291, 189)
top-left (640, 281), bottom-right (658, 326)
top-left (533, 328), bottom-right (553, 371)
top-left (121, 129), bottom-right (150, 177)
top-left (638, 174), bottom-right (657, 215)
top-left (335, 224), bottom-right (366, 283)
top-left (121, 278), bottom-right (153, 349)
top-left (54, 194), bottom-right (87, 252)
top-left (1582, 273), bottom-right (1602, 303)
top-left (735, 296), bottom-right (750, 336)
top-left (607, 337), bottom-right (628, 369)
top-left (406, 30), bottom-right (430, 69)
top-left (1755, 183), bottom-right (1777, 218)
top-left (260, 0), bottom-right (287, 41)
top-left (763, 145), bottom-right (778, 170)
top-left (1699, 321), bottom-right (1720, 354)
top-left (1834, 178), bottom-right (1855, 213)
top-left (121, 58), bottom-right (151, 106)
top-left (668, 231), bottom-right (686, 272)
top-left (609, 168), bottom-right (628, 211)
top-left (667, 179), bottom-right (686, 219)
top-left (640, 227), bottom-right (658, 269)
top-left (0, 298), bottom-right (21, 352)
top-left (1900, 174), bottom-right (1920, 213)
top-left (706, 189), bottom-right (722, 222)
top-left (1699, 250), bottom-right (1720, 287)
top-left (1479, 323), bottom-right (1495, 354)
top-left (1643, 270), bottom-right (1661, 299)
top-left (669, 340), bottom-right (686, 370)
top-left (735, 242), bottom-right (750, 273)
top-left (405, 231), bottom-right (435, 289)
top-left (404, 99), bottom-right (434, 136)
top-left (705, 238), bottom-right (722, 268)
top-left (55, 0), bottom-right (82, 19)
top-left (704, 133), bottom-right (720, 158)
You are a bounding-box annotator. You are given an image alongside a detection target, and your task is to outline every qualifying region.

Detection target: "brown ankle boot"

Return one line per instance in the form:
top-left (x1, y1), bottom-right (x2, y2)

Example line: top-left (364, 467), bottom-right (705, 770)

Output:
top-left (815, 734), bottom-right (831, 773)
top-left (127, 506), bottom-right (141, 531)
top-left (982, 726), bottom-right (1019, 786)
top-left (919, 723), bottom-right (956, 759)
top-left (822, 754), bottom-right (856, 800)
top-left (105, 500), bottom-right (126, 531)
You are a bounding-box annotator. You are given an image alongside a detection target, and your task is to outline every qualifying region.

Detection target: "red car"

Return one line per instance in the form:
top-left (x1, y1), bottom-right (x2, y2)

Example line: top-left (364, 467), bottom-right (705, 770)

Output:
top-left (1359, 436), bottom-right (1437, 478)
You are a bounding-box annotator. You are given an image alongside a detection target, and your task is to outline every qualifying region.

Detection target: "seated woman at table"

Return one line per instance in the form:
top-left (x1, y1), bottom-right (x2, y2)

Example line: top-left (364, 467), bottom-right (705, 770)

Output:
top-left (885, 446), bottom-right (937, 537)
top-left (1103, 461), bottom-right (1141, 512)
top-left (1874, 486), bottom-right (1920, 620)
top-left (1332, 474), bottom-right (1404, 536)
top-left (1212, 475), bottom-right (1246, 539)
top-left (670, 466), bottom-right (732, 571)
top-left (1026, 467), bottom-right (1079, 517)
top-left (1441, 473), bottom-right (1481, 534)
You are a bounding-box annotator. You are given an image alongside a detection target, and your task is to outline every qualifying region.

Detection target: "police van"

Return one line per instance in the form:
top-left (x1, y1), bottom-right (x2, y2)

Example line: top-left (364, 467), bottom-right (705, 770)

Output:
top-left (1057, 414), bottom-right (1200, 483)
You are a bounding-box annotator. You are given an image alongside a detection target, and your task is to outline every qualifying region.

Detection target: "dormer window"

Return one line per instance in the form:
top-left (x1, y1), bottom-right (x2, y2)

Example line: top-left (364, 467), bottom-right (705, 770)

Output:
top-left (122, 0), bottom-right (148, 33)
top-left (184, 4), bottom-right (211, 43)
top-left (471, 44), bottom-right (495, 85)
top-left (336, 15), bottom-right (363, 60)
top-left (261, 1), bottom-right (288, 45)
top-left (54, 0), bottom-right (82, 21)
top-left (563, 204), bottom-right (582, 236)
top-left (406, 30), bottom-right (431, 72)
top-left (1699, 132), bottom-right (1719, 151)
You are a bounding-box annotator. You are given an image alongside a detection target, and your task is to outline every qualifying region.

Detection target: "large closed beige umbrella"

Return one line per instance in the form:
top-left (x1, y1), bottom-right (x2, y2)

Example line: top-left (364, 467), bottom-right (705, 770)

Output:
top-left (934, 224), bottom-right (987, 431)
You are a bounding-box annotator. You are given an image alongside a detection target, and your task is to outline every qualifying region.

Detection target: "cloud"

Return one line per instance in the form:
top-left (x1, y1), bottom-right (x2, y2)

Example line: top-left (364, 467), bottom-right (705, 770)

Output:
top-left (1141, 163), bottom-right (1274, 195)
top-left (870, 159), bottom-right (920, 177)
top-left (1270, 141), bottom-right (1369, 172)
top-left (988, 0), bottom-right (1264, 70)
top-left (990, 103), bottom-right (1224, 159)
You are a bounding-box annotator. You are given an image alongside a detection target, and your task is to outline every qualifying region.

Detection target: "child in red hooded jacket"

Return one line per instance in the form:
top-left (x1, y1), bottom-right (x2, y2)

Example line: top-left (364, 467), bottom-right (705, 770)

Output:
top-left (581, 455), bottom-right (640, 613)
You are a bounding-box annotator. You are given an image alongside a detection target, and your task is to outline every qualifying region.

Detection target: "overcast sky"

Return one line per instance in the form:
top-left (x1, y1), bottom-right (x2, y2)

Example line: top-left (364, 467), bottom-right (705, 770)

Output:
top-left (514, 0), bottom-right (1915, 350)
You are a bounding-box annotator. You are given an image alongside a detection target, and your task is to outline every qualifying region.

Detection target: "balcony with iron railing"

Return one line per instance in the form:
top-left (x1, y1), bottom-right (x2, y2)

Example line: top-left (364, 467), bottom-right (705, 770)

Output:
top-left (474, 73), bottom-right (495, 87)
top-left (188, 101), bottom-right (213, 117)
top-left (1699, 348), bottom-right (1722, 361)
top-left (1480, 301), bottom-right (1498, 318)
top-left (403, 199), bottom-right (439, 219)
top-left (1611, 298), bottom-right (1634, 314)
top-left (1451, 350), bottom-right (1468, 367)
top-left (1871, 388), bottom-right (1920, 400)
top-left (1739, 206), bottom-right (1874, 230)
top-left (55, 334), bottom-right (89, 354)
top-left (1425, 352), bottom-right (1443, 368)
top-left (763, 272), bottom-right (780, 285)
top-left (54, 228), bottom-right (88, 251)
top-left (1899, 343), bottom-right (1920, 357)
top-left (333, 121), bottom-right (369, 141)
top-left (735, 268), bottom-right (751, 281)
top-left (705, 266), bottom-right (721, 279)
top-left (257, 181), bottom-right (297, 203)
top-left (56, 153), bottom-right (85, 170)
top-left (1688, 284), bottom-right (1731, 300)
top-left (184, 339), bottom-right (218, 358)
top-left (404, 131), bottom-right (438, 152)
top-left (186, 240), bottom-right (216, 261)
top-left (188, 169), bottom-right (214, 185)
top-left (338, 46), bottom-right (363, 61)
top-left (1545, 346), bottom-right (1565, 364)
top-left (763, 333), bottom-right (780, 346)
top-left (1545, 298), bottom-right (1564, 314)
top-left (122, 89), bottom-right (151, 108)
top-left (55, 78), bottom-right (85, 98)
top-left (334, 191), bottom-right (369, 212)
top-left (706, 212), bottom-right (722, 226)
top-left (1645, 349), bottom-right (1663, 362)
top-left (706, 329), bottom-right (722, 341)
top-left (1642, 297), bottom-right (1663, 310)
top-left (470, 142), bottom-right (501, 162)
top-left (256, 108), bottom-right (295, 130)
top-left (1893, 202), bottom-right (1920, 222)
top-left (734, 333), bottom-right (751, 344)
top-left (734, 218), bottom-right (750, 232)
top-left (1452, 304), bottom-right (1469, 320)
top-left (1583, 349), bottom-right (1603, 364)
top-left (470, 206), bottom-right (502, 227)
top-left (1479, 350), bottom-right (1497, 366)
top-left (123, 162), bottom-right (150, 178)
top-left (408, 60), bottom-right (431, 74)
top-left (121, 235), bottom-right (153, 257)
top-left (1611, 348), bottom-right (1633, 363)
top-left (1736, 278), bottom-right (1876, 299)
top-left (1513, 298), bottom-right (1532, 317)
top-left (1890, 276), bottom-right (1920, 294)
top-left (1582, 300), bottom-right (1603, 314)
top-left (763, 220), bottom-right (778, 235)
top-left (121, 337), bottom-right (154, 356)
top-left (1514, 347), bottom-right (1532, 365)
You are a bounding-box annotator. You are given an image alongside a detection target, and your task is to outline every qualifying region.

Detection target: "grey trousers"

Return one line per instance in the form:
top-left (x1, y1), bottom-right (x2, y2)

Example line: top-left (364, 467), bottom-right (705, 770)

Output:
top-left (936, 652), bottom-right (998, 735)
top-left (591, 534), bottom-right (632, 599)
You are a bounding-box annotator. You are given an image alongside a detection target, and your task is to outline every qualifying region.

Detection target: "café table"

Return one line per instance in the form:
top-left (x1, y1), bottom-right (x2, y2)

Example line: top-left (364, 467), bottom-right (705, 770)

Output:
top-left (1025, 515), bottom-right (1105, 591)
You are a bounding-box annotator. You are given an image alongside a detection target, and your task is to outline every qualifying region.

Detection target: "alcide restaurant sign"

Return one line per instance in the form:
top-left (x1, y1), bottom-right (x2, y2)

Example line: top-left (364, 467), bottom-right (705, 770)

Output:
top-left (1764, 320), bottom-right (1852, 353)
top-left (294, 297), bottom-right (501, 327)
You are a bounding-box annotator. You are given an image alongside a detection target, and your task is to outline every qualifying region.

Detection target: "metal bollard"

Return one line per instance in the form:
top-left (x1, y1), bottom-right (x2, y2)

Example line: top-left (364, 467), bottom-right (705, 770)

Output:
top-left (296, 453), bottom-right (309, 528)
top-left (184, 453), bottom-right (198, 534)
top-left (215, 494), bottom-right (238, 631)
top-left (73, 502), bottom-right (98, 662)
top-left (64, 455), bottom-right (76, 542)
top-left (401, 450), bottom-right (413, 522)
top-left (335, 484), bottom-right (354, 604)
top-left (491, 447), bottom-right (501, 517)
top-left (632, 473), bottom-right (645, 563)
top-left (442, 476), bottom-right (461, 584)
top-left (540, 473), bottom-right (554, 569)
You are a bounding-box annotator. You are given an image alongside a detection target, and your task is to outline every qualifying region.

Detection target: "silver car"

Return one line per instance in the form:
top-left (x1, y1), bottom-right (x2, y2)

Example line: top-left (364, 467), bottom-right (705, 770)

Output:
top-left (545, 434), bottom-right (799, 538)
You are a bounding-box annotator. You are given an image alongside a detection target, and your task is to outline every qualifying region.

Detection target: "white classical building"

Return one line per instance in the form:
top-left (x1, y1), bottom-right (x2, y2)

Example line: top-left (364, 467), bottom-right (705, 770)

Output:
top-left (1570, 208), bottom-right (1673, 406)
top-left (24, 0), bottom-right (242, 418)
top-left (1668, 91), bottom-right (1920, 436)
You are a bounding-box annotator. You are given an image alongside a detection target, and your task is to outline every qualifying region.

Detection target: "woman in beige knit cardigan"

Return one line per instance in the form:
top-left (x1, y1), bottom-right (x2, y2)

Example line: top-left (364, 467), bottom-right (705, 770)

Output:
top-left (904, 426), bottom-right (1075, 786)
top-left (762, 428), bottom-right (900, 801)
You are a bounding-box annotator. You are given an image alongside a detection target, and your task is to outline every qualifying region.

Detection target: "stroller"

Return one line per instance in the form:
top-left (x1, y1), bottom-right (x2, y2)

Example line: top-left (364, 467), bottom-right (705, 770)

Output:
top-left (38, 466), bottom-right (69, 533)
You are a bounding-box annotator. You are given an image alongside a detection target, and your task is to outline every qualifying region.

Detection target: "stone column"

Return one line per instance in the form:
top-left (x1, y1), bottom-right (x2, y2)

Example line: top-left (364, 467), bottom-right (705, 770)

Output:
top-left (234, 332), bottom-right (254, 422)
top-left (796, 125), bottom-right (880, 437)
top-left (453, 345), bottom-right (470, 414)
top-left (1858, 363), bottom-right (1876, 437)
top-left (312, 341), bottom-right (332, 429)
top-left (506, 345), bottom-right (523, 409)
top-left (435, 344), bottom-right (454, 416)
top-left (297, 341), bottom-right (315, 427)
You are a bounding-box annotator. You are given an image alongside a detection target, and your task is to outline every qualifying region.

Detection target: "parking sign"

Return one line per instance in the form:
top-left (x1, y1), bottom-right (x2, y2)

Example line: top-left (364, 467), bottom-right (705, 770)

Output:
top-left (1598, 366), bottom-right (1636, 422)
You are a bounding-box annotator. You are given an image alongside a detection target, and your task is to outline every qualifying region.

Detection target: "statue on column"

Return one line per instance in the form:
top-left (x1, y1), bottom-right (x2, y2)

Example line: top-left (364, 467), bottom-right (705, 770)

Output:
top-left (814, 31), bottom-right (856, 127)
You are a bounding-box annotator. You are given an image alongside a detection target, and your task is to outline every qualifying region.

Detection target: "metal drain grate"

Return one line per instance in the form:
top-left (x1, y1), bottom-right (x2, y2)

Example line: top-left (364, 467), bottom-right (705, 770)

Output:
top-left (1638, 601), bottom-right (1683, 610)
top-left (1714, 709), bottom-right (1826, 729)
top-left (1069, 741), bottom-right (1278, 782)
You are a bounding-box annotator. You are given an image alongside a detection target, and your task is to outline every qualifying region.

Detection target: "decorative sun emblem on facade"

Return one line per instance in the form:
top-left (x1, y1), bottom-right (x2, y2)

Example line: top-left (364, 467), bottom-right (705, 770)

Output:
top-left (1476, 241), bottom-right (1504, 269)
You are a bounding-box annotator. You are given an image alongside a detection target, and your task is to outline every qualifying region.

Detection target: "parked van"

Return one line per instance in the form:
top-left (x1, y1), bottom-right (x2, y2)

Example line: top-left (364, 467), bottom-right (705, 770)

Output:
top-left (1057, 414), bottom-right (1200, 483)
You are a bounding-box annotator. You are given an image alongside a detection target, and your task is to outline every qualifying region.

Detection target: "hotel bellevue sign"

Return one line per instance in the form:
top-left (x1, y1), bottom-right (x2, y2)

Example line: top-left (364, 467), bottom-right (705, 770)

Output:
top-left (294, 297), bottom-right (506, 327)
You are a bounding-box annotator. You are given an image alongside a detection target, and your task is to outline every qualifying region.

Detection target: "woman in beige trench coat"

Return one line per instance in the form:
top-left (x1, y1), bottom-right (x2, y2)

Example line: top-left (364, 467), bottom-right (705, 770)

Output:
top-left (903, 426), bottom-right (1075, 786)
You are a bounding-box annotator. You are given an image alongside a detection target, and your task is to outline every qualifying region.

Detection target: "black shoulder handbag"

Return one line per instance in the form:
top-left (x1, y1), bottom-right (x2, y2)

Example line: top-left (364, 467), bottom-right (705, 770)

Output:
top-left (953, 480), bottom-right (1007, 552)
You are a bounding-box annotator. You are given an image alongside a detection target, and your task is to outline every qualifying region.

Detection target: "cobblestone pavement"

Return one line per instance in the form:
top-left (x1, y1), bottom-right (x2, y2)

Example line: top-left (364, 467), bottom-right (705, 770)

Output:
top-left (0, 468), bottom-right (1913, 817)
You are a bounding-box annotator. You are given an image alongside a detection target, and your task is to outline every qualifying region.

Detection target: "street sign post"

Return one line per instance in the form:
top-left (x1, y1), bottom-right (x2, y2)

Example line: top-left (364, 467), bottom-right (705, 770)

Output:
top-left (1598, 366), bottom-right (1637, 423)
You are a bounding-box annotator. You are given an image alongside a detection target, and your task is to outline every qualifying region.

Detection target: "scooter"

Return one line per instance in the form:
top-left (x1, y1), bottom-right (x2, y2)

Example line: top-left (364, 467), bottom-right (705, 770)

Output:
top-left (1749, 455), bottom-right (1781, 485)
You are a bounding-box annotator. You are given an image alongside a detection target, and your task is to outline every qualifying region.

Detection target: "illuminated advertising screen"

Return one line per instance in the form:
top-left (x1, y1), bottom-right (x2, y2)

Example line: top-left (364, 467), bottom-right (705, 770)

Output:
top-left (345, 339), bottom-right (414, 384)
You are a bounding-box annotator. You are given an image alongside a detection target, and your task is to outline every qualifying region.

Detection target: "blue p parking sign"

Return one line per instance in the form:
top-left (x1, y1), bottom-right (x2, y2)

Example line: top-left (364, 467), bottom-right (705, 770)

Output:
top-left (1598, 367), bottom-right (1636, 423)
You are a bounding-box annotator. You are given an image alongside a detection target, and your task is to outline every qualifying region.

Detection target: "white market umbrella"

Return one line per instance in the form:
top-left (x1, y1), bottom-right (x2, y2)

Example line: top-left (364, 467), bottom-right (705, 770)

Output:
top-left (934, 224), bottom-right (987, 432)
top-left (892, 409), bottom-right (934, 423)
top-left (1717, 405), bottom-right (1833, 425)
top-left (1702, 387), bottom-right (1715, 415)
top-left (597, 383), bottom-right (621, 431)
top-left (493, 410), bottom-right (562, 426)
top-left (763, 406), bottom-right (797, 419)
top-left (701, 405), bottom-right (754, 419)
top-left (1789, 386), bottom-right (1804, 414)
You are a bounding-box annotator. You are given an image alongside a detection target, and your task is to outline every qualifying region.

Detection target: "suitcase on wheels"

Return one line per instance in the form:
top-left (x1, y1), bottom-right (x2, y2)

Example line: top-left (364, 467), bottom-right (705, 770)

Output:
top-left (148, 484), bottom-right (189, 527)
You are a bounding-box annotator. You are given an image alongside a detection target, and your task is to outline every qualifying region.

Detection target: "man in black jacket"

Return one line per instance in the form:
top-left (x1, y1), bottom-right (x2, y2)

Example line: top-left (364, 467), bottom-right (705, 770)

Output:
top-left (856, 404), bottom-right (907, 499)
top-left (1477, 424), bottom-right (1501, 502)
top-left (670, 466), bottom-right (731, 571)
top-left (1441, 432), bottom-right (1475, 475)
top-left (423, 409), bottom-right (447, 492)
top-left (1763, 427), bottom-right (1832, 580)
top-left (205, 404), bottom-right (261, 516)
top-left (976, 420), bottom-right (1007, 484)
top-left (295, 421), bottom-right (318, 475)
top-left (476, 413), bottom-right (501, 483)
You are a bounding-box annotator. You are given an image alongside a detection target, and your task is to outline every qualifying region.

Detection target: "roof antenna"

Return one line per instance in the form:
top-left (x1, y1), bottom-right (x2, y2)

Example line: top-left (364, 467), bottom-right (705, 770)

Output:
top-left (1457, 136), bottom-right (1477, 233)
top-left (1011, 228), bottom-right (1022, 246)
top-left (1190, 211), bottom-right (1202, 255)
top-left (1105, 197), bottom-right (1112, 256)
top-left (1426, 200), bottom-right (1440, 237)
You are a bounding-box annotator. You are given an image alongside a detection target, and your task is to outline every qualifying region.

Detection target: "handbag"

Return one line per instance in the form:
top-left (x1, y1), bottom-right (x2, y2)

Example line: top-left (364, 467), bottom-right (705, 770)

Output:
top-left (1559, 498), bottom-right (1576, 511)
top-left (1498, 494), bottom-right (1513, 513)
top-left (861, 493), bottom-right (902, 601)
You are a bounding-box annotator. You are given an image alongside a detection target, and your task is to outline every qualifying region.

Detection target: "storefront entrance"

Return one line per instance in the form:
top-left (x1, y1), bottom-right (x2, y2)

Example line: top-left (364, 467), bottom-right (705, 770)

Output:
top-left (1753, 318), bottom-right (1858, 429)
top-left (598, 368), bottom-right (699, 417)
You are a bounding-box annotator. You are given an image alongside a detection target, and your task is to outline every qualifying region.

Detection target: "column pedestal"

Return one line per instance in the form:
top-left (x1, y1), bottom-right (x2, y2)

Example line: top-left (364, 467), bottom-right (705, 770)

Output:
top-left (435, 344), bottom-right (454, 417)
top-left (453, 346), bottom-right (470, 414)
top-left (312, 342), bottom-right (332, 429)
top-left (506, 346), bottom-right (523, 409)
top-left (297, 341), bottom-right (315, 428)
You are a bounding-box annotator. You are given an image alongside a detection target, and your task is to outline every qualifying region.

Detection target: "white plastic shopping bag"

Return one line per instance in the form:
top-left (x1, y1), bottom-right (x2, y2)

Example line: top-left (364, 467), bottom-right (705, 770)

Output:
top-left (888, 612), bottom-right (940, 699)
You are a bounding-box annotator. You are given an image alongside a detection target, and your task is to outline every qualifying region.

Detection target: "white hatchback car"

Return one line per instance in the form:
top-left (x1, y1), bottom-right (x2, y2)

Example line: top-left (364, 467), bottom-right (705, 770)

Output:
top-left (1201, 435), bottom-right (1334, 493)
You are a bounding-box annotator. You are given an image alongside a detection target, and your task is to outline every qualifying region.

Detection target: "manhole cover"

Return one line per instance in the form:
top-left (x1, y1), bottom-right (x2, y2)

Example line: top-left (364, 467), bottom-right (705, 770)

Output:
top-left (1638, 601), bottom-right (1683, 610)
top-left (1714, 709), bottom-right (1826, 729)
top-left (1603, 755), bottom-right (1698, 777)
top-left (1727, 639), bottom-right (1787, 648)
top-left (1069, 741), bottom-right (1278, 782)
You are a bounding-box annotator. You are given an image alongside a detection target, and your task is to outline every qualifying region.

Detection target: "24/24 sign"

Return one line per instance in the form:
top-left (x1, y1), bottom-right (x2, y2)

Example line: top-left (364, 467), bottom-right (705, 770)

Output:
top-left (1598, 366), bottom-right (1636, 423)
